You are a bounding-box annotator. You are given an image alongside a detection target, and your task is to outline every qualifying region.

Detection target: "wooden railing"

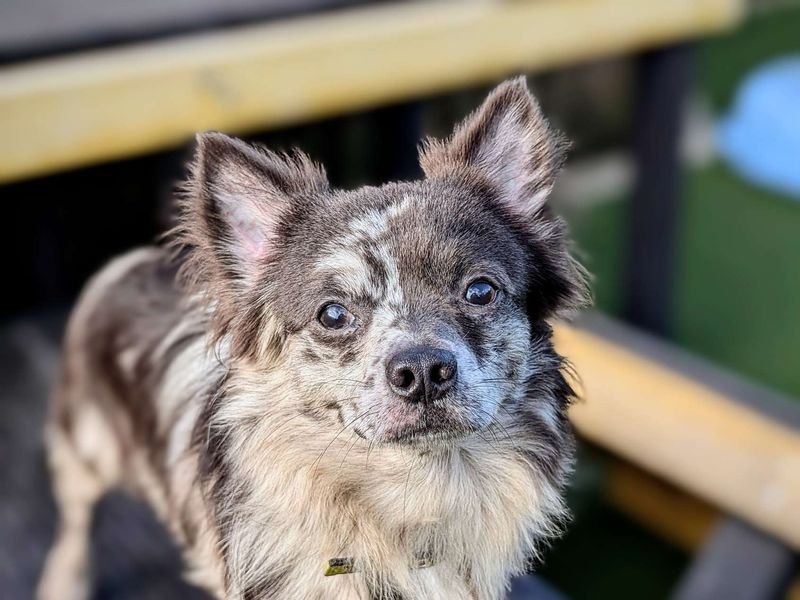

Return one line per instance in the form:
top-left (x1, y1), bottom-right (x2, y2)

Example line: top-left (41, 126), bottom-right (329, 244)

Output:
top-left (0, 0), bottom-right (743, 183)
top-left (558, 313), bottom-right (800, 550)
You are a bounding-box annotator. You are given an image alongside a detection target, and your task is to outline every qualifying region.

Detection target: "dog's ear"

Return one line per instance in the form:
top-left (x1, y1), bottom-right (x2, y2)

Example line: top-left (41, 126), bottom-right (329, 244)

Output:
top-left (172, 132), bottom-right (327, 359)
top-left (419, 77), bottom-right (567, 217)
top-left (179, 132), bottom-right (327, 287)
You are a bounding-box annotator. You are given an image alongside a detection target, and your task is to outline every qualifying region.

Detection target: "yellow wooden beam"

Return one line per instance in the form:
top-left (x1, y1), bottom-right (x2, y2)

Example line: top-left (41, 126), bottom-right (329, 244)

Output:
top-left (604, 457), bottom-right (800, 598)
top-left (605, 457), bottom-right (718, 552)
top-left (557, 319), bottom-right (800, 550)
top-left (0, 0), bottom-right (743, 183)
top-left (789, 577), bottom-right (800, 600)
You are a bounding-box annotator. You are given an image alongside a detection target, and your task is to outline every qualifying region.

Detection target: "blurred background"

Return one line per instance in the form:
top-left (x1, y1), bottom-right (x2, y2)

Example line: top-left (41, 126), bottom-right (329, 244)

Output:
top-left (2, 0), bottom-right (799, 598)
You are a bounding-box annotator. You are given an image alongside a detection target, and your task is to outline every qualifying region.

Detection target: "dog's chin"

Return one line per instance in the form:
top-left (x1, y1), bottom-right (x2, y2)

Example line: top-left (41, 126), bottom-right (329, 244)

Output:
top-left (378, 425), bottom-right (478, 447)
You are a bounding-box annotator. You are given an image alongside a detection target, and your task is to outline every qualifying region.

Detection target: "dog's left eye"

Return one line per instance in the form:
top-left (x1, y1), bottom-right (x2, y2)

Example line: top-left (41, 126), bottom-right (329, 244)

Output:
top-left (319, 303), bottom-right (355, 330)
top-left (465, 280), bottom-right (498, 306)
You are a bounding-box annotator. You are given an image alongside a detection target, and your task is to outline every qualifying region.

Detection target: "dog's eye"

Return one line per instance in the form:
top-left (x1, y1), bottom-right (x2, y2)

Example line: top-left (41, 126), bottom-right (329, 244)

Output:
top-left (465, 280), bottom-right (498, 306)
top-left (319, 303), bottom-right (355, 330)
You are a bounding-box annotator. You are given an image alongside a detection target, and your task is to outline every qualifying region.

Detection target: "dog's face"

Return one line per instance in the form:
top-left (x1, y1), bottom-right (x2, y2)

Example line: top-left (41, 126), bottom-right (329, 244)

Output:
top-left (177, 78), bottom-right (586, 447)
top-left (278, 181), bottom-right (540, 445)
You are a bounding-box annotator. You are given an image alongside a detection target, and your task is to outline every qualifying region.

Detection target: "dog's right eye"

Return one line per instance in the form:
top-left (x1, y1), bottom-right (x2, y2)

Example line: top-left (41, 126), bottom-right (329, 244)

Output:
top-left (318, 303), bottom-right (355, 330)
top-left (465, 279), bottom-right (498, 306)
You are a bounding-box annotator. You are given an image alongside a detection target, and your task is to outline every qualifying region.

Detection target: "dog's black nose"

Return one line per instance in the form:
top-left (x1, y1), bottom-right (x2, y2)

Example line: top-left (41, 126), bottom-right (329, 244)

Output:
top-left (386, 347), bottom-right (457, 403)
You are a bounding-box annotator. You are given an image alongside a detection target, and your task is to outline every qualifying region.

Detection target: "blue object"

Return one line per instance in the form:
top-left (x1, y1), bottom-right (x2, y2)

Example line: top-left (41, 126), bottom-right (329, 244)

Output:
top-left (717, 56), bottom-right (800, 199)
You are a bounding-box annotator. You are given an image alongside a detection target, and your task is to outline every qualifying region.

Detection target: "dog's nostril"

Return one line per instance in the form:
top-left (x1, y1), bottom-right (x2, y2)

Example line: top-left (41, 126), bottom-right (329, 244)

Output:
top-left (431, 362), bottom-right (455, 385)
top-left (387, 358), bottom-right (422, 400)
top-left (391, 367), bottom-right (416, 390)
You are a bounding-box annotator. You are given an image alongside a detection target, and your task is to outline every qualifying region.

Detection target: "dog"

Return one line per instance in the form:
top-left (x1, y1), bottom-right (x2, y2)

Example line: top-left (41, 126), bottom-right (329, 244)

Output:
top-left (38, 77), bottom-right (588, 600)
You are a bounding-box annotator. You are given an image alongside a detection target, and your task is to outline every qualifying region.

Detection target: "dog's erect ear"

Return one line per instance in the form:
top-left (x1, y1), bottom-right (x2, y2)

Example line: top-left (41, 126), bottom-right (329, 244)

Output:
top-left (180, 132), bottom-right (327, 286)
top-left (173, 132), bottom-right (328, 359)
top-left (419, 77), bottom-right (567, 217)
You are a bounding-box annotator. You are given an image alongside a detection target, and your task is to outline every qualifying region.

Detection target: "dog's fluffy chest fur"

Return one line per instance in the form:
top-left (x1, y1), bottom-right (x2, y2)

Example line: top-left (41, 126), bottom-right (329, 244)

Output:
top-left (214, 370), bottom-right (564, 599)
top-left (40, 78), bottom-right (586, 600)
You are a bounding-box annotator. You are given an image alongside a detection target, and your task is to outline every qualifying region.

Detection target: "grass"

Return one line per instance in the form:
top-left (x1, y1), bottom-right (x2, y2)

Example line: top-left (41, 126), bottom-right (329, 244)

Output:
top-left (699, 6), bottom-right (800, 113)
top-left (569, 163), bottom-right (800, 401)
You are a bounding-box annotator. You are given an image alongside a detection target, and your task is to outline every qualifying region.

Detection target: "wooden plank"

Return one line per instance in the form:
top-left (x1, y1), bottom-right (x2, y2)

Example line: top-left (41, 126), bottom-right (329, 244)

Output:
top-left (790, 578), bottom-right (800, 600)
top-left (605, 457), bottom-right (718, 552)
top-left (0, 0), bottom-right (374, 62)
top-left (672, 518), bottom-right (796, 600)
top-left (0, 0), bottom-right (744, 183)
top-left (605, 457), bottom-right (800, 596)
top-left (556, 313), bottom-right (800, 549)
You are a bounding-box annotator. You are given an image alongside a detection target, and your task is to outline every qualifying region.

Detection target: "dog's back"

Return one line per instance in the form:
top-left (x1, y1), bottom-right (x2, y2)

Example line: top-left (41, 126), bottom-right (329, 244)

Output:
top-left (39, 247), bottom-right (225, 600)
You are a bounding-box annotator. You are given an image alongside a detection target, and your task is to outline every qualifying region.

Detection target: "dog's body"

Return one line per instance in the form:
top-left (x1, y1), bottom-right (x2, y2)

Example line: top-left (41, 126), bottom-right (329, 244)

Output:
top-left (39, 79), bottom-right (587, 600)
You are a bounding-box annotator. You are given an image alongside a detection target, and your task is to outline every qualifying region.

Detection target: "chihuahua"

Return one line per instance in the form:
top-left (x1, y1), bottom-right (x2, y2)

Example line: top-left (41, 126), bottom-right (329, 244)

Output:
top-left (38, 78), bottom-right (587, 600)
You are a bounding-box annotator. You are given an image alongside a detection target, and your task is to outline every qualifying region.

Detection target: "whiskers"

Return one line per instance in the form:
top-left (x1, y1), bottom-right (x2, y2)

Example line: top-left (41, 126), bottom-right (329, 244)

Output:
top-left (310, 408), bottom-right (377, 477)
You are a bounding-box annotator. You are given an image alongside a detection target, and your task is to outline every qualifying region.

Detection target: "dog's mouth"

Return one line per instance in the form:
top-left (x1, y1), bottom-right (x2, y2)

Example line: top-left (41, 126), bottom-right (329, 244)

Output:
top-left (349, 393), bottom-right (496, 446)
top-left (380, 423), bottom-right (481, 445)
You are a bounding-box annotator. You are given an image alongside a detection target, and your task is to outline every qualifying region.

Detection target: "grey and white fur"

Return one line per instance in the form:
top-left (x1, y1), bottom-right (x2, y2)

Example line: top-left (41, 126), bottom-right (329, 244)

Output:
top-left (38, 78), bottom-right (589, 600)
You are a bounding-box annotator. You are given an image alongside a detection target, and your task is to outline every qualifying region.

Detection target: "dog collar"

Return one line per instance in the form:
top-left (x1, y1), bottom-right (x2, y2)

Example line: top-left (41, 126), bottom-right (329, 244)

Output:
top-left (324, 554), bottom-right (435, 576)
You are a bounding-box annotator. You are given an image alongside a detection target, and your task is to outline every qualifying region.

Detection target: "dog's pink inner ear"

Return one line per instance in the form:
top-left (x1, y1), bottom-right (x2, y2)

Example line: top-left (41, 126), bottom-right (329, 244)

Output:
top-left (215, 186), bottom-right (276, 265)
top-left (419, 77), bottom-right (566, 217)
top-left (201, 146), bottom-right (284, 282)
top-left (191, 132), bottom-right (325, 285)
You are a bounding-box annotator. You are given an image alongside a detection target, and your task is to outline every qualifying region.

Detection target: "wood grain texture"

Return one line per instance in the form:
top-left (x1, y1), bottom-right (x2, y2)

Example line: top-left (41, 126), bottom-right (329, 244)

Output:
top-left (0, 0), bottom-right (744, 183)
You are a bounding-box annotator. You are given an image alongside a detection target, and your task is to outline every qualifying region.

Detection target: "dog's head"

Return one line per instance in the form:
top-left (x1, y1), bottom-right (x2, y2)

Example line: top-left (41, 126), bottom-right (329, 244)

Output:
top-left (176, 78), bottom-right (587, 447)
